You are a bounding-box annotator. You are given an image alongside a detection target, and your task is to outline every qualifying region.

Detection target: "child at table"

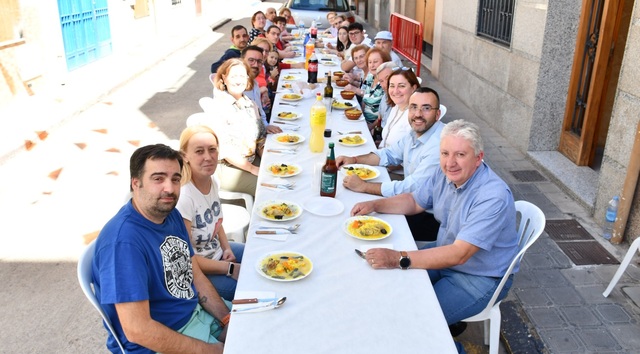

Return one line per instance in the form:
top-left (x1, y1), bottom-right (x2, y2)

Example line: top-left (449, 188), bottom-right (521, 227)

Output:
top-left (266, 49), bottom-right (280, 94)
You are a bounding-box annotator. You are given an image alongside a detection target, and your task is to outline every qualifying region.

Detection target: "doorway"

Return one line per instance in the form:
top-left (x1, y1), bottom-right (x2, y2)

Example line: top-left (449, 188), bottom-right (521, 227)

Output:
top-left (559, 0), bottom-right (633, 168)
top-left (415, 0), bottom-right (435, 57)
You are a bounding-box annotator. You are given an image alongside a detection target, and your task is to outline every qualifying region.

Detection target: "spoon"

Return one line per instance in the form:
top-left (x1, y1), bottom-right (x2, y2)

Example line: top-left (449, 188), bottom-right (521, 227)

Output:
top-left (232, 297), bottom-right (287, 312)
top-left (259, 224), bottom-right (300, 232)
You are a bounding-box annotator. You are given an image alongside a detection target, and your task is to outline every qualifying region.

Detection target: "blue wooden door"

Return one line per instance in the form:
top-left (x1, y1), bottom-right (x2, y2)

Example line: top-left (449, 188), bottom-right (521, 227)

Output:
top-left (58, 0), bottom-right (112, 70)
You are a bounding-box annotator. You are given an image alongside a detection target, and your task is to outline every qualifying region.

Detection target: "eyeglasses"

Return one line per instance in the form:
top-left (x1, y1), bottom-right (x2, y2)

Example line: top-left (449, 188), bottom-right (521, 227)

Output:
top-left (348, 31), bottom-right (362, 36)
top-left (247, 57), bottom-right (264, 65)
top-left (393, 66), bottom-right (412, 72)
top-left (409, 104), bottom-right (439, 114)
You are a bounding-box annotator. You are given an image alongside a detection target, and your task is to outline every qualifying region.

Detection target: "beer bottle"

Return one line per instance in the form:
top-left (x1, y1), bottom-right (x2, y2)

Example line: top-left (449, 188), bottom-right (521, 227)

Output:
top-left (324, 71), bottom-right (333, 111)
top-left (320, 143), bottom-right (338, 197)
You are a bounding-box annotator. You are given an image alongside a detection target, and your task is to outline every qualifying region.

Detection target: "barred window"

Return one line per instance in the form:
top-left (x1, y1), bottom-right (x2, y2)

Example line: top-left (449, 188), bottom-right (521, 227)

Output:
top-left (477, 0), bottom-right (515, 46)
top-left (172, 0), bottom-right (182, 5)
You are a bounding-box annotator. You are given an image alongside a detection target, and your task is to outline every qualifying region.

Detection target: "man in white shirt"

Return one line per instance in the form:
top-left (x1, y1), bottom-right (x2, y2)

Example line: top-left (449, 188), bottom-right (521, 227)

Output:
top-left (374, 31), bottom-right (403, 67)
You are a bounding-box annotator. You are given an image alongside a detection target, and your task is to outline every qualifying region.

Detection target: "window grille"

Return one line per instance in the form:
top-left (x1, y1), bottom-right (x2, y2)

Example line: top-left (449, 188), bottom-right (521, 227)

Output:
top-left (477, 0), bottom-right (514, 46)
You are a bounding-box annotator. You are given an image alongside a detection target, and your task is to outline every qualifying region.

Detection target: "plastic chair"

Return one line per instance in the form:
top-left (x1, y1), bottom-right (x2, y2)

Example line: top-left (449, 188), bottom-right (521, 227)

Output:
top-left (603, 237), bottom-right (640, 297)
top-left (439, 104), bottom-right (447, 119)
top-left (199, 96), bottom-right (215, 113)
top-left (77, 240), bottom-right (126, 354)
top-left (215, 174), bottom-right (253, 243)
top-left (185, 112), bottom-right (212, 127)
top-left (461, 200), bottom-right (546, 354)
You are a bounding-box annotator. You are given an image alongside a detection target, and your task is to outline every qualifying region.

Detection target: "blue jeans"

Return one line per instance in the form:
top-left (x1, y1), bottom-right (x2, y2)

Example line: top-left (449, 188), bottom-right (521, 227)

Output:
top-left (208, 242), bottom-right (244, 301)
top-left (420, 242), bottom-right (513, 325)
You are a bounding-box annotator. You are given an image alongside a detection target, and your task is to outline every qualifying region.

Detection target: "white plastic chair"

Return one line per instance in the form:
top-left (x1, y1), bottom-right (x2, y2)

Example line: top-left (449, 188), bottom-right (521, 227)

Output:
top-left (77, 240), bottom-right (126, 353)
top-left (215, 173), bottom-right (253, 243)
top-left (185, 112), bottom-right (212, 127)
top-left (462, 200), bottom-right (546, 354)
top-left (603, 237), bottom-right (640, 297)
top-left (439, 104), bottom-right (447, 119)
top-left (199, 96), bottom-right (215, 113)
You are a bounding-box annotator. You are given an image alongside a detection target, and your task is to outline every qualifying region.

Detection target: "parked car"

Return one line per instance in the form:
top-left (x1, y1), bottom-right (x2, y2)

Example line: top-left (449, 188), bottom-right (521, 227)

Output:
top-left (281, 0), bottom-right (356, 29)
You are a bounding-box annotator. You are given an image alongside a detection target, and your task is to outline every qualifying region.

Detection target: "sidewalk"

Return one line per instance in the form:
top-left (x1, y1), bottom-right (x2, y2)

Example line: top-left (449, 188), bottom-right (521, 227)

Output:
top-left (1, 7), bottom-right (640, 354)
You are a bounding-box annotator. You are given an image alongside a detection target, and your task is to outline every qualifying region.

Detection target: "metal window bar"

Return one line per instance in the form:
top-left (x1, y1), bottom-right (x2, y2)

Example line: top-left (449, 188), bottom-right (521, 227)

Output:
top-left (477, 0), bottom-right (514, 46)
top-left (571, 0), bottom-right (604, 136)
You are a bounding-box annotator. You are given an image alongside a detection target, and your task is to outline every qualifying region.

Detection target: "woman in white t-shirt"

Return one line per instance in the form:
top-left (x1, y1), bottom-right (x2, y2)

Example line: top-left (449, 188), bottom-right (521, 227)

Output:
top-left (176, 125), bottom-right (244, 301)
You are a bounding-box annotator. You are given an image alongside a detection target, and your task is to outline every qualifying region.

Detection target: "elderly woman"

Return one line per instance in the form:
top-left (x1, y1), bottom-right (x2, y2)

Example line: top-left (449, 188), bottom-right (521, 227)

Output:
top-left (345, 48), bottom-right (392, 128)
top-left (279, 7), bottom-right (296, 26)
top-left (249, 11), bottom-right (267, 43)
top-left (192, 58), bottom-right (266, 196)
top-left (341, 44), bottom-right (369, 88)
top-left (176, 125), bottom-right (244, 301)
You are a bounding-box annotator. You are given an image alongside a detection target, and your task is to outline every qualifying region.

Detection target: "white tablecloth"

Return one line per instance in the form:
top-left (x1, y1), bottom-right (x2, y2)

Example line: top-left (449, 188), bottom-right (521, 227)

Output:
top-left (222, 49), bottom-right (456, 354)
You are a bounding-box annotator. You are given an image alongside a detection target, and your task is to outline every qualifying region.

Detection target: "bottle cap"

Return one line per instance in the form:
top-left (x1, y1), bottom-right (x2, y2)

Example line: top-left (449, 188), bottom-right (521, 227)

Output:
top-left (329, 142), bottom-right (335, 148)
top-left (324, 129), bottom-right (332, 137)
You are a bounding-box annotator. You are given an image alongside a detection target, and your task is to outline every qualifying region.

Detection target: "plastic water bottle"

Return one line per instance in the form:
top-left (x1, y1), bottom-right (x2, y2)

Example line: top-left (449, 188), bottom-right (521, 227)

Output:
top-left (603, 195), bottom-right (619, 240)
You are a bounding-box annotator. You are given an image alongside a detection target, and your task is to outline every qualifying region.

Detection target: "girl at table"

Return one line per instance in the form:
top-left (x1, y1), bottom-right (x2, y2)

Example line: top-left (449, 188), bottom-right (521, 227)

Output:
top-left (345, 48), bottom-right (391, 129)
top-left (324, 26), bottom-right (351, 59)
top-left (249, 11), bottom-right (267, 43)
top-left (177, 125), bottom-right (244, 301)
top-left (193, 58), bottom-right (265, 196)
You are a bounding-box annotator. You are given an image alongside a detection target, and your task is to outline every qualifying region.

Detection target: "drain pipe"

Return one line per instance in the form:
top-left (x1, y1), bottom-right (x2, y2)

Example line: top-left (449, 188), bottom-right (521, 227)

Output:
top-left (611, 121), bottom-right (640, 244)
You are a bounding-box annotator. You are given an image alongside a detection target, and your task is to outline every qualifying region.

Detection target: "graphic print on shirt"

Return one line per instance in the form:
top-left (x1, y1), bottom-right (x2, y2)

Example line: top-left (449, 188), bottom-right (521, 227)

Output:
top-left (161, 236), bottom-right (195, 299)
top-left (193, 200), bottom-right (223, 255)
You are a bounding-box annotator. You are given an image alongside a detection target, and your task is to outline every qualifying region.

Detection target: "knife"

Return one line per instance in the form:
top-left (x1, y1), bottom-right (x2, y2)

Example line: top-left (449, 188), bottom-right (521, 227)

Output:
top-left (355, 249), bottom-right (367, 259)
top-left (232, 301), bottom-right (277, 312)
top-left (256, 230), bottom-right (291, 235)
top-left (273, 121), bottom-right (299, 126)
top-left (232, 297), bottom-right (278, 305)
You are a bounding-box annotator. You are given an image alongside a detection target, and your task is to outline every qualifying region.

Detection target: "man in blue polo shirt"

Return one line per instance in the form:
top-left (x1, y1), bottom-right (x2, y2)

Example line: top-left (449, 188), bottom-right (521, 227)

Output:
top-left (350, 119), bottom-right (518, 337)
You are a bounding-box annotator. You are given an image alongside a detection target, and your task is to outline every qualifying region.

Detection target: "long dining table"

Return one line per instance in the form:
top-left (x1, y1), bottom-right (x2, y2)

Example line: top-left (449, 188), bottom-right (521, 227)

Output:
top-left (222, 40), bottom-right (457, 353)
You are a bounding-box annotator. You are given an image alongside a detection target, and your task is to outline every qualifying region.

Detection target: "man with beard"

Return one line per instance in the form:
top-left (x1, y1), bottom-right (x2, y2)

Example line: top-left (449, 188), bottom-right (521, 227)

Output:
top-left (336, 87), bottom-right (443, 240)
top-left (92, 144), bottom-right (231, 353)
top-left (211, 25), bottom-right (249, 73)
top-left (240, 45), bottom-right (282, 133)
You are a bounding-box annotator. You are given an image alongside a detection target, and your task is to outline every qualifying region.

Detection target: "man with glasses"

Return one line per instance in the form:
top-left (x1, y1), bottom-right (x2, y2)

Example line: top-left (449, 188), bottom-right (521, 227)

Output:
top-left (211, 25), bottom-right (249, 73)
top-left (265, 25), bottom-right (295, 59)
top-left (336, 87), bottom-right (443, 240)
top-left (240, 46), bottom-right (282, 134)
top-left (343, 22), bottom-right (372, 60)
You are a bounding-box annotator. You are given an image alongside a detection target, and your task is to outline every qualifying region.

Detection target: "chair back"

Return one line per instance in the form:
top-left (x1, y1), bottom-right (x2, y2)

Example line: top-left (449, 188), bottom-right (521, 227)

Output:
top-left (77, 241), bottom-right (126, 354)
top-left (199, 96), bottom-right (215, 113)
top-left (439, 104), bottom-right (447, 120)
top-left (472, 200), bottom-right (545, 318)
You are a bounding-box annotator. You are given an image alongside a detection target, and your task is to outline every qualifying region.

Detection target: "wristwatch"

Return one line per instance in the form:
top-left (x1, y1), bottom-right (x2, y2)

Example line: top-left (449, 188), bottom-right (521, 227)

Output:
top-left (399, 251), bottom-right (411, 270)
top-left (226, 262), bottom-right (235, 277)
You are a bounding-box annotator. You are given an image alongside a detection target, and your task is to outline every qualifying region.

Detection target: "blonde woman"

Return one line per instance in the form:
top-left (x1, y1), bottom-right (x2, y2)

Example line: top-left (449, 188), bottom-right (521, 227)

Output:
top-left (176, 125), bottom-right (244, 301)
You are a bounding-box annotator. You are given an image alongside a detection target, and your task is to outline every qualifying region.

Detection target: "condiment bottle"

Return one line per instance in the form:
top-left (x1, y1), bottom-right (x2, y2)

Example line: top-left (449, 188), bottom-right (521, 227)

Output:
top-left (324, 71), bottom-right (333, 112)
top-left (320, 142), bottom-right (338, 198)
top-left (309, 93), bottom-right (326, 153)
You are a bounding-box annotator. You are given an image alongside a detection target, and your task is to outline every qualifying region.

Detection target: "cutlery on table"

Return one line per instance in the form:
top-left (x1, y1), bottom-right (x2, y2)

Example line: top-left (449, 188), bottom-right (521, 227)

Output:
top-left (232, 297), bottom-right (287, 312)
top-left (267, 149), bottom-right (297, 154)
top-left (232, 297), bottom-right (279, 304)
top-left (255, 229), bottom-right (295, 235)
top-left (259, 224), bottom-right (301, 232)
top-left (279, 102), bottom-right (298, 106)
top-left (338, 131), bottom-right (363, 135)
top-left (273, 121), bottom-right (299, 126)
top-left (355, 249), bottom-right (367, 259)
top-left (260, 182), bottom-right (295, 190)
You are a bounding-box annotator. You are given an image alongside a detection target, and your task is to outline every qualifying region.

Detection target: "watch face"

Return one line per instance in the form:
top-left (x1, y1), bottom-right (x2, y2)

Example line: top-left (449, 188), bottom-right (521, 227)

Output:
top-left (228, 263), bottom-right (235, 275)
top-left (400, 257), bottom-right (411, 269)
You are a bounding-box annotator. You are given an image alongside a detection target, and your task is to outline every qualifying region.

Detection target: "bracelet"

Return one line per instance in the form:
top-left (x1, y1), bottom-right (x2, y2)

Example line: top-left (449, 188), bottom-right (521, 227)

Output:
top-left (219, 313), bottom-right (231, 328)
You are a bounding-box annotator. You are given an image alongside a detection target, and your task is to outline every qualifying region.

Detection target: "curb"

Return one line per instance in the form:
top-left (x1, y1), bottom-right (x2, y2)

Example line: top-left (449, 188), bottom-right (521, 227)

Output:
top-left (211, 18), bottom-right (232, 31)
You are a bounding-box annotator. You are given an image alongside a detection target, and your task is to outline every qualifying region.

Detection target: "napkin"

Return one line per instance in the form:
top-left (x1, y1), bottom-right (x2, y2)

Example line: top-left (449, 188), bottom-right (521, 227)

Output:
top-left (232, 291), bottom-right (278, 313)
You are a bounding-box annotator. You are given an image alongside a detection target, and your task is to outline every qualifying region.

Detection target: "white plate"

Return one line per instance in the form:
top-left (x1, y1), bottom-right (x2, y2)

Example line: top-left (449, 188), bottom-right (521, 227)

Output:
top-left (257, 200), bottom-right (303, 222)
top-left (340, 164), bottom-right (380, 181)
top-left (337, 134), bottom-right (366, 147)
top-left (266, 163), bottom-right (302, 177)
top-left (256, 251), bottom-right (313, 282)
top-left (273, 133), bottom-right (305, 145)
top-left (303, 197), bottom-right (344, 216)
top-left (343, 216), bottom-right (393, 241)
top-left (282, 75), bottom-right (300, 81)
top-left (274, 112), bottom-right (302, 120)
top-left (281, 94), bottom-right (303, 102)
top-left (282, 59), bottom-right (298, 64)
top-left (323, 61), bottom-right (338, 66)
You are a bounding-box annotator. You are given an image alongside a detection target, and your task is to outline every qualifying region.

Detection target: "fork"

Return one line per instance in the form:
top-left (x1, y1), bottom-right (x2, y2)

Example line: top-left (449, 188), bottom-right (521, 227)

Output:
top-left (267, 148), bottom-right (298, 154)
top-left (338, 131), bottom-right (362, 135)
top-left (279, 102), bottom-right (298, 106)
top-left (259, 224), bottom-right (301, 232)
top-left (260, 182), bottom-right (296, 190)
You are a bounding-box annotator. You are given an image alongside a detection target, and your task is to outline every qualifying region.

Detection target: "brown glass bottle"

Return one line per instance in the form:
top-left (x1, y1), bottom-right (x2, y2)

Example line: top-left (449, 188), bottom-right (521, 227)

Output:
top-left (320, 142), bottom-right (338, 197)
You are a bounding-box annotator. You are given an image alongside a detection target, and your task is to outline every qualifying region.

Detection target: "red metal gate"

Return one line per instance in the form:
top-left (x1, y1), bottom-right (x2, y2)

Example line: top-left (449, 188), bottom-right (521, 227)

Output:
top-left (389, 13), bottom-right (423, 76)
